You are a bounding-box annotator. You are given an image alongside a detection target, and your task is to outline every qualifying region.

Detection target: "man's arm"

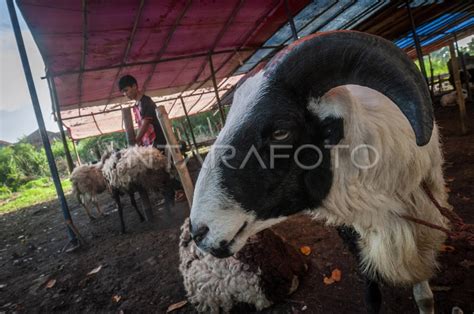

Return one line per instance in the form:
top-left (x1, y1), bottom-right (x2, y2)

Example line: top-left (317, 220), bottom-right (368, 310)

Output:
top-left (135, 118), bottom-right (152, 144)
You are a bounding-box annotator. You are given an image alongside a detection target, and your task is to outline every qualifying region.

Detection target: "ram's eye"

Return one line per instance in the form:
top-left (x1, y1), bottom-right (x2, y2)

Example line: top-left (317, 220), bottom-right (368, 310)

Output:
top-left (271, 129), bottom-right (290, 141)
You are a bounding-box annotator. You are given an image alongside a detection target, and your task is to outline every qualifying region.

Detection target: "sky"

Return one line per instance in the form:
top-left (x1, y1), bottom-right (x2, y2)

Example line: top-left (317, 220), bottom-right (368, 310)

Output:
top-left (0, 1), bottom-right (59, 143)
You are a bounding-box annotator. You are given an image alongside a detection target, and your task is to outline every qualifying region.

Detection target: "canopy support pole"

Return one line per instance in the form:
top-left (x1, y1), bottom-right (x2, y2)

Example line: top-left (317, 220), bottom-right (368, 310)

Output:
top-left (406, 1), bottom-right (429, 88)
top-left (72, 140), bottom-right (82, 166)
top-left (156, 106), bottom-right (194, 208)
top-left (453, 32), bottom-right (472, 102)
top-left (7, 0), bottom-right (82, 250)
top-left (47, 75), bottom-right (75, 173)
top-left (448, 41), bottom-right (468, 135)
top-left (122, 108), bottom-right (136, 146)
top-left (180, 96), bottom-right (202, 161)
top-left (180, 121), bottom-right (193, 156)
top-left (284, 0), bottom-right (298, 41)
top-left (208, 54), bottom-right (226, 125)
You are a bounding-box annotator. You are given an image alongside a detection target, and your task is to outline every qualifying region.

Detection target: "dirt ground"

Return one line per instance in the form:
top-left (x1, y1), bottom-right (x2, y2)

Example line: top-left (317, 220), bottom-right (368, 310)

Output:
top-left (0, 105), bottom-right (473, 313)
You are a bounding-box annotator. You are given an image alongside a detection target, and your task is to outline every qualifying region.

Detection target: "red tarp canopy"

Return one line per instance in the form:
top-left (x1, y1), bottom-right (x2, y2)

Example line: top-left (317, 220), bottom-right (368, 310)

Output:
top-left (17, 0), bottom-right (310, 139)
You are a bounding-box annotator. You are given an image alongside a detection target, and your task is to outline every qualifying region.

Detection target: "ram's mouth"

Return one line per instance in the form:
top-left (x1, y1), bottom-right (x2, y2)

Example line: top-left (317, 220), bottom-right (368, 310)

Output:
top-left (209, 221), bottom-right (248, 258)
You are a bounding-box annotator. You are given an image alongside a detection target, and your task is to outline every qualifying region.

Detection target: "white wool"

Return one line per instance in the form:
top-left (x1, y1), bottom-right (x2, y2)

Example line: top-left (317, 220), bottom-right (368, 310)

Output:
top-left (70, 163), bottom-right (107, 205)
top-left (440, 90), bottom-right (467, 107)
top-left (101, 146), bottom-right (169, 192)
top-left (179, 219), bottom-right (272, 314)
top-left (308, 85), bottom-right (449, 285)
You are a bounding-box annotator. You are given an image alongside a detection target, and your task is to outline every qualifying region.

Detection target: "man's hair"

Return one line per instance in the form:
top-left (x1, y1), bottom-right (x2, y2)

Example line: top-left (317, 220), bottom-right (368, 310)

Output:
top-left (118, 75), bottom-right (137, 91)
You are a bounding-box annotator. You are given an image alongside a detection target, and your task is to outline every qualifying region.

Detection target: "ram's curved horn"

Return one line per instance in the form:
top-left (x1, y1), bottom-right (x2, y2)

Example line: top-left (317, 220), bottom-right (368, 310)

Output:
top-left (264, 31), bottom-right (433, 146)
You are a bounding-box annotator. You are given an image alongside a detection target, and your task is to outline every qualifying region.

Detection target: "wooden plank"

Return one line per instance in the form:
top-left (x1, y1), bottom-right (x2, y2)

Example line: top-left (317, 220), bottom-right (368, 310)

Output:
top-left (122, 107), bottom-right (136, 146)
top-left (156, 106), bottom-right (194, 208)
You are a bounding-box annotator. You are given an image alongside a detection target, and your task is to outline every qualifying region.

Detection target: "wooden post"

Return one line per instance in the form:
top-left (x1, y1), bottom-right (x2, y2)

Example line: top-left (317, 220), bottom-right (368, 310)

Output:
top-left (122, 107), bottom-right (136, 146)
top-left (428, 54), bottom-right (435, 95)
top-left (156, 106), bottom-right (194, 208)
top-left (453, 32), bottom-right (473, 102)
top-left (448, 41), bottom-right (468, 135)
top-left (438, 74), bottom-right (442, 93)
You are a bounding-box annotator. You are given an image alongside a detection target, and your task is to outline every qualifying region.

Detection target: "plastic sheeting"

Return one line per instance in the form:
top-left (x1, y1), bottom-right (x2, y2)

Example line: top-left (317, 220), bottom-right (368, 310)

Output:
top-left (17, 0), bottom-right (310, 138)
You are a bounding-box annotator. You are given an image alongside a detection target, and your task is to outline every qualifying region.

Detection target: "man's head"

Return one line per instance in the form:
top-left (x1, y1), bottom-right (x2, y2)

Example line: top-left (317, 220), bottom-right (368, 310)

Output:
top-left (119, 75), bottom-right (139, 100)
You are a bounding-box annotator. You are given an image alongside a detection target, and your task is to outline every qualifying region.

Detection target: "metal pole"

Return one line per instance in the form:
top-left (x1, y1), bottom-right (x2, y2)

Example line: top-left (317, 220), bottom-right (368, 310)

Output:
top-left (72, 140), bottom-right (82, 165)
top-left (179, 120), bottom-right (192, 144)
top-left (208, 54), bottom-right (226, 124)
top-left (7, 0), bottom-right (81, 249)
top-left (406, 1), bottom-right (429, 86)
top-left (180, 96), bottom-right (202, 160)
top-left (453, 32), bottom-right (472, 102)
top-left (284, 0), bottom-right (298, 41)
top-left (448, 41), bottom-right (468, 134)
top-left (47, 75), bottom-right (75, 173)
top-left (427, 54), bottom-right (435, 94)
top-left (207, 116), bottom-right (214, 137)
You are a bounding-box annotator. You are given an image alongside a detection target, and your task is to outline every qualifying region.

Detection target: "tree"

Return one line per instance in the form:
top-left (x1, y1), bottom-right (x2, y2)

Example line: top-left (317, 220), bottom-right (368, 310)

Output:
top-left (0, 143), bottom-right (49, 190)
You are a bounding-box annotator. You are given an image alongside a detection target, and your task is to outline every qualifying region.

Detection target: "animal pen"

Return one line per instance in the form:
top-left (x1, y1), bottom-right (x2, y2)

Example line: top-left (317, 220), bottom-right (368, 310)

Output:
top-left (3, 0), bottom-right (474, 312)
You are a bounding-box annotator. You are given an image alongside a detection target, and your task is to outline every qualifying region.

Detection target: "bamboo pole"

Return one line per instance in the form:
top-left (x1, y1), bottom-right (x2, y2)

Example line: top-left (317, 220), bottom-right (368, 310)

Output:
top-left (156, 106), bottom-right (194, 207)
top-left (122, 107), bottom-right (136, 146)
top-left (448, 41), bottom-right (468, 135)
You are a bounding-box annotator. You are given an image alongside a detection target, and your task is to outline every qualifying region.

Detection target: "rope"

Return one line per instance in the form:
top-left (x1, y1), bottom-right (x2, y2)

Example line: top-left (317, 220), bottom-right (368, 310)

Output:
top-left (400, 182), bottom-right (474, 246)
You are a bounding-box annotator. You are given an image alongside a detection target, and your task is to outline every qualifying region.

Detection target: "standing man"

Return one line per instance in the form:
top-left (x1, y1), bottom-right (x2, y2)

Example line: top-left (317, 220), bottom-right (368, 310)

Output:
top-left (118, 74), bottom-right (185, 201)
top-left (118, 75), bottom-right (166, 149)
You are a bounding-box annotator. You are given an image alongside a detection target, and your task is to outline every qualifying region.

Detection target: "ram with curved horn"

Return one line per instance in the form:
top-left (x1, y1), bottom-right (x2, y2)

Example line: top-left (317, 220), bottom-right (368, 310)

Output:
top-left (189, 31), bottom-right (448, 313)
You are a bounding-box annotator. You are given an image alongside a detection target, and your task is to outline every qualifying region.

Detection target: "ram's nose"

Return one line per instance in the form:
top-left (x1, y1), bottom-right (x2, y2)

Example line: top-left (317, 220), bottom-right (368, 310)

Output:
top-left (189, 222), bottom-right (209, 245)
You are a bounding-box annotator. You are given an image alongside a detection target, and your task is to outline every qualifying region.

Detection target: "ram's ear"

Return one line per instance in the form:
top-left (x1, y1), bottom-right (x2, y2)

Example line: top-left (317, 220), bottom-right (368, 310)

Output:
top-left (307, 86), bottom-right (350, 146)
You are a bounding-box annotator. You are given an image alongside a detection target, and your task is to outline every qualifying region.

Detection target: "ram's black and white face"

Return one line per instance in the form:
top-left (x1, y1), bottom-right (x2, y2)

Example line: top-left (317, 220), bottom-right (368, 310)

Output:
top-left (189, 31), bottom-right (433, 258)
top-left (189, 72), bottom-right (343, 258)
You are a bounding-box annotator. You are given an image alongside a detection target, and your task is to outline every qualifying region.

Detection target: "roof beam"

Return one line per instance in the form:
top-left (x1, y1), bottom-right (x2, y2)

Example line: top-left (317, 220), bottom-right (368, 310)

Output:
top-left (43, 45), bottom-right (284, 78)
top-left (103, 0), bottom-right (145, 111)
top-left (142, 0), bottom-right (193, 93)
top-left (61, 88), bottom-right (233, 121)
